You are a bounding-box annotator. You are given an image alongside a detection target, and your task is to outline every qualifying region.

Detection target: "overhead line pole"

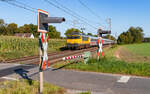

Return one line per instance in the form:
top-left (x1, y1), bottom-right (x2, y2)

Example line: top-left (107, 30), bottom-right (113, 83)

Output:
top-left (108, 18), bottom-right (111, 31)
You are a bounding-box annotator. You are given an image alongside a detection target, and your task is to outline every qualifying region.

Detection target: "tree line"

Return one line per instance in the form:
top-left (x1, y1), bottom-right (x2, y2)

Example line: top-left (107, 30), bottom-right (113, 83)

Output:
top-left (0, 18), bottom-right (116, 40)
top-left (0, 19), bottom-right (61, 38)
top-left (117, 27), bottom-right (144, 44)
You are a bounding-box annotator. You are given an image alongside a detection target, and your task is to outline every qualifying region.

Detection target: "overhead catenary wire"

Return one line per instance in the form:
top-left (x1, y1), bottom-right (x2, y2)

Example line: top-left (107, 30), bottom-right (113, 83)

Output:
top-left (53, 0), bottom-right (100, 27)
top-left (0, 0), bottom-right (37, 13)
top-left (78, 0), bottom-right (106, 29)
top-left (44, 0), bottom-right (98, 30)
top-left (14, 0), bottom-right (37, 11)
top-left (78, 0), bottom-right (102, 19)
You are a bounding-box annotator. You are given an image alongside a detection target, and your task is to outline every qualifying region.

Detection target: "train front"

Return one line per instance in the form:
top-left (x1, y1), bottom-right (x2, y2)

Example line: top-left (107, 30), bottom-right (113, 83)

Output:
top-left (66, 32), bottom-right (81, 49)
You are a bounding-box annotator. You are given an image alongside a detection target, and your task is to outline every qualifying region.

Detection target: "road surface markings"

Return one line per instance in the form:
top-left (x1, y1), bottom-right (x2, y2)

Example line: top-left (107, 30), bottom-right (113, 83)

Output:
top-left (2, 77), bottom-right (18, 81)
top-left (117, 76), bottom-right (130, 83)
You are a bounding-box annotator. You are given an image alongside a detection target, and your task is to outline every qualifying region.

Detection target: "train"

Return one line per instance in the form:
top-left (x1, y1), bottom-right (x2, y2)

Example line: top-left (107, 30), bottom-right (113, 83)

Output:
top-left (66, 31), bottom-right (115, 49)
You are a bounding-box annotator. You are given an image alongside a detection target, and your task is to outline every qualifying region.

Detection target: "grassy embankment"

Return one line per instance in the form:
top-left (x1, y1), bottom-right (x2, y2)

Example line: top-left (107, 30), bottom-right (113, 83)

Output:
top-left (0, 80), bottom-right (66, 94)
top-left (0, 36), bottom-right (66, 61)
top-left (54, 43), bottom-right (150, 77)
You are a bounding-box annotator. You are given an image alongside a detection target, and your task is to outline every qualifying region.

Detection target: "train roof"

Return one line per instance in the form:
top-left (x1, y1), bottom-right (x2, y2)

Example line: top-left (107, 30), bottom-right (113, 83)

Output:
top-left (88, 36), bottom-right (98, 39)
top-left (89, 36), bottom-right (114, 41)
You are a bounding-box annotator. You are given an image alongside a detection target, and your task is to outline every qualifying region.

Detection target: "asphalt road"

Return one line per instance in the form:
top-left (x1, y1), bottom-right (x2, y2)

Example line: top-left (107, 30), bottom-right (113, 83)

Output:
top-left (1, 63), bottom-right (150, 94)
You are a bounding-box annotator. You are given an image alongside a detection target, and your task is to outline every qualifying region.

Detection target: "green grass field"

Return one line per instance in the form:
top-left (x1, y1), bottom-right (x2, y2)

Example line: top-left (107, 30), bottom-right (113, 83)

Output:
top-left (124, 43), bottom-right (150, 56)
top-left (0, 36), bottom-right (66, 61)
top-left (53, 43), bottom-right (150, 77)
top-left (114, 43), bottom-right (150, 63)
top-left (0, 80), bottom-right (66, 94)
top-left (54, 57), bottom-right (150, 77)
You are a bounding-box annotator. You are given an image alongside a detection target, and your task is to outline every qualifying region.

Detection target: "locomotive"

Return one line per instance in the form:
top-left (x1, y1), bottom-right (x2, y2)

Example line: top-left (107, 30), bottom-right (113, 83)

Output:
top-left (66, 31), bottom-right (115, 49)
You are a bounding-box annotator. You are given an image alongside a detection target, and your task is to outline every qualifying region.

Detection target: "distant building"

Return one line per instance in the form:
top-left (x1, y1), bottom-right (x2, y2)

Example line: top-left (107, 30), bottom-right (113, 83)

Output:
top-left (15, 33), bottom-right (34, 39)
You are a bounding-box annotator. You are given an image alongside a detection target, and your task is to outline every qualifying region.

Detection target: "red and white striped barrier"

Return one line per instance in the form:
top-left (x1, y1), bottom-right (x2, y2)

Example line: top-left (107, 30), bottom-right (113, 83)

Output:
top-left (62, 55), bottom-right (83, 60)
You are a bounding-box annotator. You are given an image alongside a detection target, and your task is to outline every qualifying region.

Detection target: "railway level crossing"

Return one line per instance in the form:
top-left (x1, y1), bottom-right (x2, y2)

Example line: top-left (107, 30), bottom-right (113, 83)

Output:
top-left (37, 9), bottom-right (65, 93)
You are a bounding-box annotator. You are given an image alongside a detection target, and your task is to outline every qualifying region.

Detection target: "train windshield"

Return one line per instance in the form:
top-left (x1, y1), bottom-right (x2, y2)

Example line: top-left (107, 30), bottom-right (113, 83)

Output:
top-left (67, 36), bottom-right (80, 39)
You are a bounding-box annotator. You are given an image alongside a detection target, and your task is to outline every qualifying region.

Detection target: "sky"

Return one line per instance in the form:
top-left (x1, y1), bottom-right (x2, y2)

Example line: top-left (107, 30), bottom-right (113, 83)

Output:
top-left (0, 0), bottom-right (150, 37)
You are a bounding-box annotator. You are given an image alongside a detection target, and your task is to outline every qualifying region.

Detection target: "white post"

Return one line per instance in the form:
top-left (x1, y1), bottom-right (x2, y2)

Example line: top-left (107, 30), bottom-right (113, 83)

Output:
top-left (40, 71), bottom-right (43, 93)
top-left (39, 34), bottom-right (43, 94)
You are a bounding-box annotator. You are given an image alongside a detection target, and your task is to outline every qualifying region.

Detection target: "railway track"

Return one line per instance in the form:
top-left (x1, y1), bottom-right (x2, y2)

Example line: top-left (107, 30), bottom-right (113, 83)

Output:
top-left (3, 45), bottom-right (110, 65)
top-left (3, 47), bottom-right (97, 65)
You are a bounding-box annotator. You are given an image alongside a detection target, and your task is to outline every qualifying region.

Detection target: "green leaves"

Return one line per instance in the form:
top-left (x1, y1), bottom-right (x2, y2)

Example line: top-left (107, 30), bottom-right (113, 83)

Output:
top-left (65, 28), bottom-right (81, 37)
top-left (117, 27), bottom-right (144, 44)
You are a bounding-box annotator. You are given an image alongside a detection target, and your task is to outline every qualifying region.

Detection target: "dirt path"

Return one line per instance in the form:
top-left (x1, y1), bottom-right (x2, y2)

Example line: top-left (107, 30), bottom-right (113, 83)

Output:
top-left (114, 47), bottom-right (121, 59)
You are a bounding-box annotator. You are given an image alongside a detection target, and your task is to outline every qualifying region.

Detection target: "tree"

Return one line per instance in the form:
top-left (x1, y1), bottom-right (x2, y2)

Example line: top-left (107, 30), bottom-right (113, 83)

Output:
top-left (117, 27), bottom-right (144, 44)
top-left (28, 24), bottom-right (38, 37)
top-left (126, 31), bottom-right (133, 43)
top-left (128, 27), bottom-right (144, 43)
top-left (6, 23), bottom-right (18, 35)
top-left (117, 32), bottom-right (126, 44)
top-left (0, 19), bottom-right (4, 26)
top-left (18, 24), bottom-right (39, 37)
top-left (65, 28), bottom-right (81, 37)
top-left (105, 34), bottom-right (116, 40)
top-left (87, 33), bottom-right (93, 36)
top-left (93, 35), bottom-right (98, 37)
top-left (48, 25), bottom-right (60, 38)
top-left (0, 19), bottom-right (7, 35)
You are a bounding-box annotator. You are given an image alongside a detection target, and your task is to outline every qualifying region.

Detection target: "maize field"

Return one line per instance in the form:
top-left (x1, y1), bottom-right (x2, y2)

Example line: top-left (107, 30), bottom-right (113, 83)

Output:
top-left (0, 36), bottom-right (66, 61)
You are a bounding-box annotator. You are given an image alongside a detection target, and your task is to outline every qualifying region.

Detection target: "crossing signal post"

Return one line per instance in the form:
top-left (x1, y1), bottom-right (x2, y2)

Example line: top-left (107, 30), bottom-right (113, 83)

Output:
top-left (37, 9), bottom-right (65, 94)
top-left (97, 28), bottom-right (111, 59)
top-left (97, 37), bottom-right (103, 59)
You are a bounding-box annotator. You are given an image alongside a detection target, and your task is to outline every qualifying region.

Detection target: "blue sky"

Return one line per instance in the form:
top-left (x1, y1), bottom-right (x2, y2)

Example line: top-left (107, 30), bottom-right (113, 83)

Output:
top-left (0, 0), bottom-right (150, 37)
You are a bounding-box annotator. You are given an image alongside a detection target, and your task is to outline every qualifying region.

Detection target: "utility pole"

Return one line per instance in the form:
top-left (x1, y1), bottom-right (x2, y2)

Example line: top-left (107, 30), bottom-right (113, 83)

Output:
top-left (115, 32), bottom-right (117, 43)
top-left (81, 28), bottom-right (85, 34)
top-left (72, 19), bottom-right (78, 28)
top-left (108, 18), bottom-right (111, 31)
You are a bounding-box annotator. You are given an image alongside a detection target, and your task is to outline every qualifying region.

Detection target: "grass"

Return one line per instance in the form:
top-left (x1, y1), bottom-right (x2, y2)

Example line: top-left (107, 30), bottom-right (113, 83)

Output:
top-left (124, 43), bottom-right (150, 56)
top-left (114, 43), bottom-right (150, 63)
top-left (54, 57), bottom-right (150, 77)
top-left (53, 43), bottom-right (150, 77)
top-left (103, 44), bottom-right (119, 58)
top-left (0, 80), bottom-right (66, 94)
top-left (0, 36), bottom-right (66, 61)
top-left (79, 92), bottom-right (91, 94)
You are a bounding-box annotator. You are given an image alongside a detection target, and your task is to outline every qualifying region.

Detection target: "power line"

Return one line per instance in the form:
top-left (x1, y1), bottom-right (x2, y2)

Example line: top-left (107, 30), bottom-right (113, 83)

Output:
top-left (78, 0), bottom-right (106, 28)
top-left (53, 0), bottom-right (96, 25)
top-left (53, 0), bottom-right (104, 29)
top-left (78, 0), bottom-right (102, 20)
top-left (14, 0), bottom-right (37, 11)
top-left (43, 0), bottom-right (97, 30)
top-left (0, 0), bottom-right (37, 13)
